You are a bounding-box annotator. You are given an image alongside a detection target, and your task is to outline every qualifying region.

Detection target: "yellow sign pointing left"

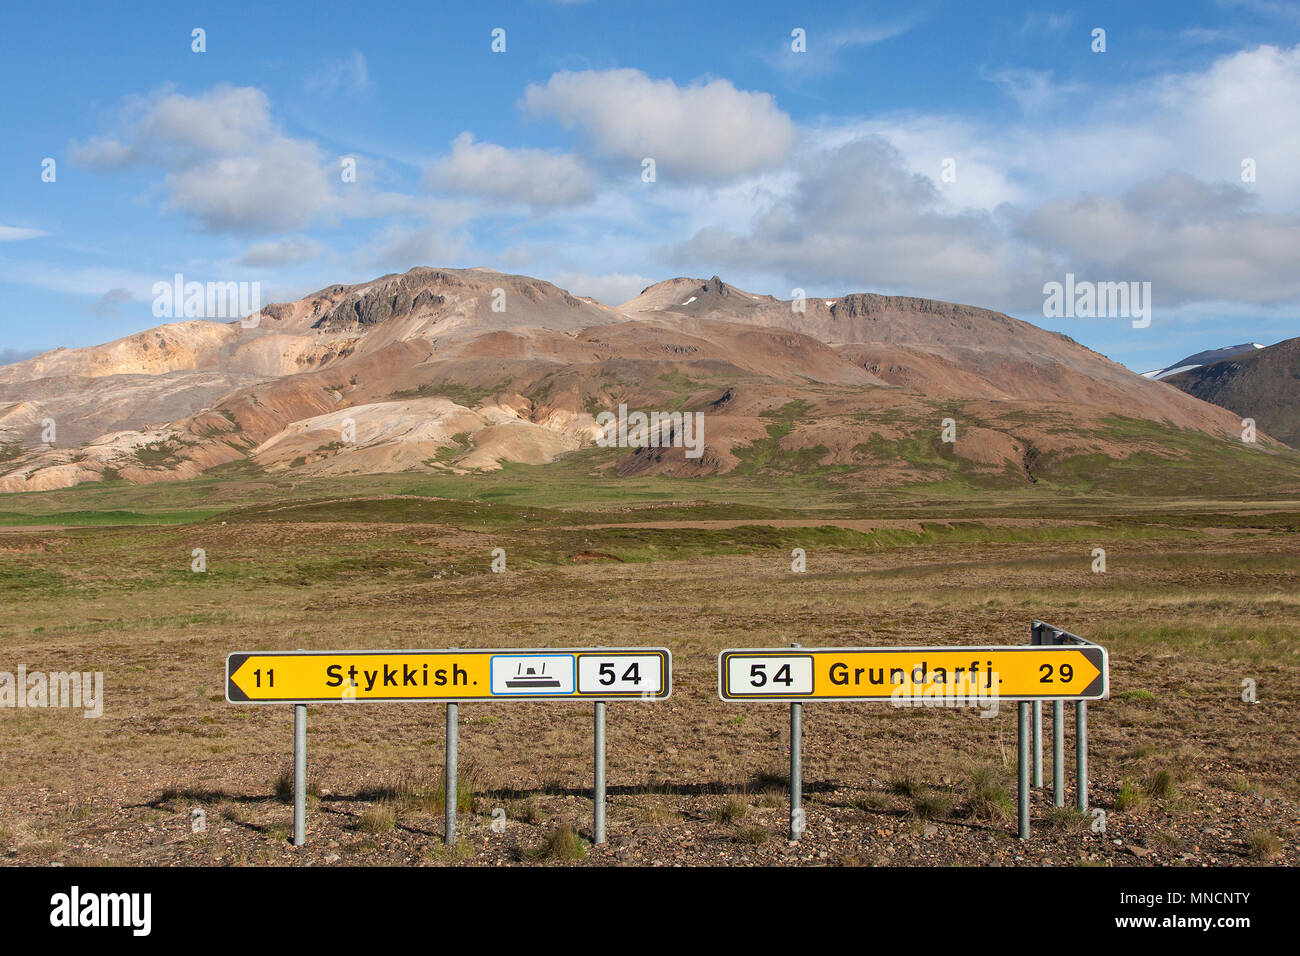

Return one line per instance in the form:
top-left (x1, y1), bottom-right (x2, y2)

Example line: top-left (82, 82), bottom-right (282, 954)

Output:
top-left (226, 649), bottom-right (671, 703)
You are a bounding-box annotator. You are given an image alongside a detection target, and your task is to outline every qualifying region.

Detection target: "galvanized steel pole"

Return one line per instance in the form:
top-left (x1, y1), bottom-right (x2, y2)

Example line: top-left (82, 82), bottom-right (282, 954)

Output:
top-left (446, 701), bottom-right (458, 845)
top-left (1053, 699), bottom-right (1065, 808)
top-left (1032, 700), bottom-right (1043, 788)
top-left (293, 703), bottom-right (306, 846)
top-left (594, 700), bottom-right (607, 844)
top-left (1076, 700), bottom-right (1088, 813)
top-left (1017, 701), bottom-right (1030, 839)
top-left (790, 642), bottom-right (802, 842)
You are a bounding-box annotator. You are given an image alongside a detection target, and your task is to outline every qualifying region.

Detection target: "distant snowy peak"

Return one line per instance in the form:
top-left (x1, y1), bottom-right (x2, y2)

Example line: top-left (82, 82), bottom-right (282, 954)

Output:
top-left (1143, 343), bottom-right (1264, 380)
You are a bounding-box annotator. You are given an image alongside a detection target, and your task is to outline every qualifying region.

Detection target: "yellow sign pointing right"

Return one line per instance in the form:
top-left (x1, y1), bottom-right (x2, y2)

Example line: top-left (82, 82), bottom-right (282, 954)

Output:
top-left (719, 645), bottom-right (1107, 702)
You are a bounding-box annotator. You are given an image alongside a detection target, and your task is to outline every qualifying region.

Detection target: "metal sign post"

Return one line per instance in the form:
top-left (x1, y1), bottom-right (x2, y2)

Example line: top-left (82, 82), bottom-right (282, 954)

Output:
top-left (293, 703), bottom-right (306, 847)
top-left (1076, 701), bottom-right (1088, 812)
top-left (594, 701), bottom-right (607, 845)
top-left (445, 701), bottom-right (458, 845)
top-left (1053, 699), bottom-right (1065, 808)
top-left (1034, 622), bottom-right (1070, 810)
top-left (1031, 621), bottom-right (1101, 818)
top-left (1032, 700), bottom-right (1043, 788)
top-left (790, 642), bottom-right (802, 842)
top-left (1017, 701), bottom-right (1030, 839)
top-left (720, 626), bottom-right (1107, 841)
top-left (227, 647), bottom-right (671, 847)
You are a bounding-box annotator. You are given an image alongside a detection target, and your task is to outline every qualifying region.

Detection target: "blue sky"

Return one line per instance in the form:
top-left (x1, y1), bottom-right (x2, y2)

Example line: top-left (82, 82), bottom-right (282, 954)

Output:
top-left (1, 0), bottom-right (1298, 371)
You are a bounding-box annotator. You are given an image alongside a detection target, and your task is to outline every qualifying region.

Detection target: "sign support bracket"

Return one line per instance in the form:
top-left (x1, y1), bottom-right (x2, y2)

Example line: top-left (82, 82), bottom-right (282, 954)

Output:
top-left (1032, 621), bottom-right (1096, 816)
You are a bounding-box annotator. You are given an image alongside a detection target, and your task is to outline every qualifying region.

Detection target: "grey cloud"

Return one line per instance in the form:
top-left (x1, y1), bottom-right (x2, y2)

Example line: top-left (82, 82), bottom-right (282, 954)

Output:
top-left (1018, 172), bottom-right (1300, 305)
top-left (662, 135), bottom-right (1300, 314)
top-left (237, 237), bottom-right (324, 268)
top-left (88, 287), bottom-right (133, 315)
top-left (0, 348), bottom-right (45, 366)
top-left (662, 135), bottom-right (1045, 309)
top-left (365, 225), bottom-right (469, 274)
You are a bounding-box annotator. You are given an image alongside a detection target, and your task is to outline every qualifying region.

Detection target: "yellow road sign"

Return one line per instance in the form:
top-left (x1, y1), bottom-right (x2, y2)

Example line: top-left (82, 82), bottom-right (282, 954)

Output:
top-left (718, 646), bottom-right (1107, 702)
top-left (226, 648), bottom-right (671, 703)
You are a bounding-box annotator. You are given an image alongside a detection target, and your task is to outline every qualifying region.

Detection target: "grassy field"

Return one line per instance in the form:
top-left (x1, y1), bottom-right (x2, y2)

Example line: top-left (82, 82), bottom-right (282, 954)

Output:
top-left (0, 473), bottom-right (1297, 866)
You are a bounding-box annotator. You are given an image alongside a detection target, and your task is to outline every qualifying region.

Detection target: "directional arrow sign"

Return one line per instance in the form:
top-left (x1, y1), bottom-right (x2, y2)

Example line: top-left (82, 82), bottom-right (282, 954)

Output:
top-left (227, 648), bottom-right (671, 704)
top-left (718, 646), bottom-right (1107, 703)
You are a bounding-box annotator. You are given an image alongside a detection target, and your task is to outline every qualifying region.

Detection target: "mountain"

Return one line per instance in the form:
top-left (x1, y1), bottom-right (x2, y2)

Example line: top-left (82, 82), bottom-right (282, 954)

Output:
top-left (1162, 336), bottom-right (1300, 448)
top-left (1143, 343), bottom-right (1264, 380)
top-left (0, 266), bottom-right (1295, 495)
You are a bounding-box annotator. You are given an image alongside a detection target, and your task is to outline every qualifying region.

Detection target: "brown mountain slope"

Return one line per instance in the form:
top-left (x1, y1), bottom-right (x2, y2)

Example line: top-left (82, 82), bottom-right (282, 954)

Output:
top-left (622, 276), bottom-right (1234, 431)
top-left (0, 267), bottom-right (1293, 495)
top-left (1162, 336), bottom-right (1300, 448)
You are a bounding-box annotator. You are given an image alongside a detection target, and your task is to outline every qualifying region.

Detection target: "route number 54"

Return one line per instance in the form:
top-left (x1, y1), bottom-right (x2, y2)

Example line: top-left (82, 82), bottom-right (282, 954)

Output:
top-left (750, 663), bottom-right (794, 687)
top-left (599, 662), bottom-right (641, 686)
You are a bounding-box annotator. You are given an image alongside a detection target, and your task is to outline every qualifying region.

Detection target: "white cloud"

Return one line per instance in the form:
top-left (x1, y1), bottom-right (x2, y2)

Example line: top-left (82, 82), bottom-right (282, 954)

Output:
top-left (72, 85), bottom-right (277, 167)
top-left (141, 85), bottom-right (274, 155)
top-left (70, 136), bottom-right (135, 169)
top-left (164, 137), bottom-right (333, 233)
top-left (70, 84), bottom-right (501, 235)
top-left (71, 85), bottom-right (336, 234)
top-left (0, 226), bottom-right (47, 241)
top-left (0, 259), bottom-right (160, 300)
top-left (985, 44), bottom-right (1300, 207)
top-left (521, 69), bottom-right (796, 181)
top-left (654, 43), bottom-right (1300, 315)
top-left (427, 133), bottom-right (595, 207)
top-left (365, 225), bottom-right (469, 274)
top-left (982, 67), bottom-right (1085, 113)
top-left (833, 44), bottom-right (1300, 214)
top-left (1019, 11), bottom-right (1076, 36)
top-left (305, 52), bottom-right (372, 97)
top-left (51, 45), bottom-right (1300, 336)
top-left (766, 21), bottom-right (914, 80)
top-left (549, 270), bottom-right (654, 306)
